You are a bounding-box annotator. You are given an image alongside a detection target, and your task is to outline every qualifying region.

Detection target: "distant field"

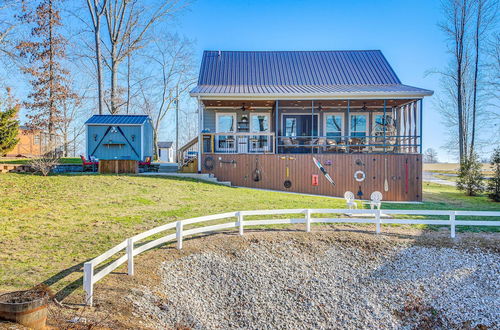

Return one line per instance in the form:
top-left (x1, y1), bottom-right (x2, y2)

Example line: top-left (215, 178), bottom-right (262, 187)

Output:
top-left (423, 163), bottom-right (493, 174)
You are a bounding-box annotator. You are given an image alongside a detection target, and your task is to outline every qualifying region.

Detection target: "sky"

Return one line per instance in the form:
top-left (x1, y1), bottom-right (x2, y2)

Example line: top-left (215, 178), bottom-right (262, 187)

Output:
top-left (170, 0), bottom-right (456, 161)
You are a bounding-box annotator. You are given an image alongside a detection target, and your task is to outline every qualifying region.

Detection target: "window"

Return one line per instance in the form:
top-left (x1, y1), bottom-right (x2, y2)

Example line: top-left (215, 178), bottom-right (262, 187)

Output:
top-left (216, 113), bottom-right (236, 133)
top-left (285, 117), bottom-right (297, 136)
top-left (250, 114), bottom-right (270, 132)
top-left (34, 135), bottom-right (41, 145)
top-left (350, 114), bottom-right (367, 138)
top-left (373, 114), bottom-right (394, 134)
top-left (324, 114), bottom-right (343, 142)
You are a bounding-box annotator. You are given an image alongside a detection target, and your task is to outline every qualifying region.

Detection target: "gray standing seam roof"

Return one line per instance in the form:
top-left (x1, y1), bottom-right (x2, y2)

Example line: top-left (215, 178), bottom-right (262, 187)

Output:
top-left (85, 115), bottom-right (150, 125)
top-left (190, 50), bottom-right (433, 97)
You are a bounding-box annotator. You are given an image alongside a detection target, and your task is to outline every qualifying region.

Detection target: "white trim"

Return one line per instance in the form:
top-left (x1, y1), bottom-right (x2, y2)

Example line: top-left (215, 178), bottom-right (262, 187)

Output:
top-left (140, 124), bottom-right (144, 160)
top-left (349, 112), bottom-right (369, 137)
top-left (322, 112), bottom-right (344, 139)
top-left (280, 112), bottom-right (319, 137)
top-left (215, 112), bottom-right (237, 133)
top-left (84, 123), bottom-right (143, 126)
top-left (249, 113), bottom-right (271, 133)
top-left (191, 93), bottom-right (433, 100)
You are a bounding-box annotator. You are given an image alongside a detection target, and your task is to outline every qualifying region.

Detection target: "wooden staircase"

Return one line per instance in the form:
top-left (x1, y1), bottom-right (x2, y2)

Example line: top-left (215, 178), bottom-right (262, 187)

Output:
top-left (178, 137), bottom-right (198, 173)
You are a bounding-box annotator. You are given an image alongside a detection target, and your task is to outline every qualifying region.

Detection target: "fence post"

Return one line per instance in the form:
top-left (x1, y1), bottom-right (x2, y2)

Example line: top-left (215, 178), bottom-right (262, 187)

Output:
top-left (450, 212), bottom-right (456, 238)
top-left (375, 209), bottom-right (381, 234)
top-left (305, 209), bottom-right (311, 232)
top-left (237, 212), bottom-right (244, 236)
top-left (176, 221), bottom-right (183, 250)
top-left (83, 262), bottom-right (94, 306)
top-left (127, 238), bottom-right (134, 276)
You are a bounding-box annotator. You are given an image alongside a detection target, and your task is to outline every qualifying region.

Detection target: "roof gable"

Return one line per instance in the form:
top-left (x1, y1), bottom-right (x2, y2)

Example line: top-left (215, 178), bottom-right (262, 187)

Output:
top-left (197, 50), bottom-right (401, 86)
top-left (85, 115), bottom-right (149, 125)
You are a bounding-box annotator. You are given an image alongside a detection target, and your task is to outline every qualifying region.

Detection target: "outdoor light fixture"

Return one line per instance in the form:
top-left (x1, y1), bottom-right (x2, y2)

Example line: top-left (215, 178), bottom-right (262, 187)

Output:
top-left (318, 103), bottom-right (323, 111)
top-left (241, 103), bottom-right (247, 111)
top-left (131, 134), bottom-right (135, 142)
top-left (93, 134), bottom-right (98, 141)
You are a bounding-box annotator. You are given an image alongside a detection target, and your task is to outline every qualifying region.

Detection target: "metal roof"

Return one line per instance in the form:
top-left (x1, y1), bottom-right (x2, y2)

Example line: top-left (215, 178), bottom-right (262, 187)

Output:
top-left (157, 141), bottom-right (173, 148)
top-left (190, 50), bottom-right (433, 98)
top-left (85, 115), bottom-right (150, 125)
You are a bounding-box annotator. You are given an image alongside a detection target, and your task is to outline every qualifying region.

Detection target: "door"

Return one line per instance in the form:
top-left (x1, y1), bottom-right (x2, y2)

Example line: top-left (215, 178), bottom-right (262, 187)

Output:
top-left (282, 114), bottom-right (318, 153)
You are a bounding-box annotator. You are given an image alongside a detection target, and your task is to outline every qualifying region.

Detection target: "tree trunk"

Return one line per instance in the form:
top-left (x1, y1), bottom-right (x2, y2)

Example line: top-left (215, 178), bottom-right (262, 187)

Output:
top-left (95, 12), bottom-right (104, 115)
top-left (470, 0), bottom-right (482, 156)
top-left (48, 0), bottom-right (54, 149)
top-left (110, 54), bottom-right (118, 114)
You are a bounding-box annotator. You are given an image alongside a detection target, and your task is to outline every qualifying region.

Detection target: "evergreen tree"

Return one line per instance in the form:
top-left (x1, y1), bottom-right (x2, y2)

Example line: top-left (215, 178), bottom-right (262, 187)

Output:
top-left (487, 148), bottom-right (500, 202)
top-left (16, 0), bottom-right (74, 150)
top-left (0, 105), bottom-right (19, 156)
top-left (457, 151), bottom-right (484, 196)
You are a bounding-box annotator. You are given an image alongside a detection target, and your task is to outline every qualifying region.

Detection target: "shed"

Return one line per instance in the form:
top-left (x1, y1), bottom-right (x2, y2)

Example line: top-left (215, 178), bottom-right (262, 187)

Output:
top-left (157, 141), bottom-right (174, 162)
top-left (85, 115), bottom-right (153, 161)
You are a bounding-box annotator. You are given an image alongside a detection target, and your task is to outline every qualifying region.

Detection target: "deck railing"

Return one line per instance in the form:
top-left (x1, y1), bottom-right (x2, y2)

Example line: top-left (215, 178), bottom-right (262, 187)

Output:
top-left (83, 208), bottom-right (500, 305)
top-left (203, 133), bottom-right (275, 154)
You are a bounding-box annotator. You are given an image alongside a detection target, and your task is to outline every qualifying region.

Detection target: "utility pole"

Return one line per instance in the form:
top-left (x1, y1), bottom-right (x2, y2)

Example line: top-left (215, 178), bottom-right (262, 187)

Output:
top-left (175, 86), bottom-right (179, 163)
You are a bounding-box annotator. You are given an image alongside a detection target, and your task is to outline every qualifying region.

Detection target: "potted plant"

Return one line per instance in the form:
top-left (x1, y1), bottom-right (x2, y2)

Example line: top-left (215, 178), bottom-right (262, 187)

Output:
top-left (0, 285), bottom-right (50, 329)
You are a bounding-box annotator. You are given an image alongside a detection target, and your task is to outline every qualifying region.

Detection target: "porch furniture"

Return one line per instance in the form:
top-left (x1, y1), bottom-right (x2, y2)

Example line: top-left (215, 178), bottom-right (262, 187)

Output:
top-left (80, 155), bottom-right (98, 172)
top-left (348, 138), bottom-right (367, 153)
top-left (139, 156), bottom-right (160, 172)
top-left (281, 137), bottom-right (298, 152)
top-left (99, 159), bottom-right (138, 174)
top-left (344, 191), bottom-right (357, 210)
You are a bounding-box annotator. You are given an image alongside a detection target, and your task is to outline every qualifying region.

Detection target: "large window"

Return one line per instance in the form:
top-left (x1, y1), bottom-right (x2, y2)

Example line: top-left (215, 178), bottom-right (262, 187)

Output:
top-left (215, 113), bottom-right (236, 151)
top-left (250, 113), bottom-right (270, 132)
top-left (324, 114), bottom-right (343, 142)
top-left (285, 117), bottom-right (296, 136)
top-left (350, 114), bottom-right (367, 138)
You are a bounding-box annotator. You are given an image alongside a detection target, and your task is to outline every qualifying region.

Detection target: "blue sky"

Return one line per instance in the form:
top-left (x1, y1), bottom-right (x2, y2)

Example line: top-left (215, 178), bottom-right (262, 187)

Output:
top-left (174, 0), bottom-right (452, 160)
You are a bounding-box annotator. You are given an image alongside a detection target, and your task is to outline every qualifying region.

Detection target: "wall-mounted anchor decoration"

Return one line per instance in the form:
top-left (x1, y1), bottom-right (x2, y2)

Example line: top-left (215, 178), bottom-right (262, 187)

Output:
top-left (312, 175), bottom-right (319, 186)
top-left (312, 157), bottom-right (335, 186)
top-left (204, 156), bottom-right (215, 171)
top-left (354, 170), bottom-right (366, 182)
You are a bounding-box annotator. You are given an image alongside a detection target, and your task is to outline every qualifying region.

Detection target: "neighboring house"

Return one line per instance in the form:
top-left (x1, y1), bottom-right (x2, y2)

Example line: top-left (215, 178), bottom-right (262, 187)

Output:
top-left (157, 141), bottom-right (174, 162)
top-left (5, 126), bottom-right (61, 157)
top-left (189, 50), bottom-right (433, 201)
top-left (85, 115), bottom-right (153, 161)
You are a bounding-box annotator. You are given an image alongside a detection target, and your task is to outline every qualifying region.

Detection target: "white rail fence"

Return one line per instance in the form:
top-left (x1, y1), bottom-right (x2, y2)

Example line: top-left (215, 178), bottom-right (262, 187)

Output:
top-left (83, 208), bottom-right (500, 305)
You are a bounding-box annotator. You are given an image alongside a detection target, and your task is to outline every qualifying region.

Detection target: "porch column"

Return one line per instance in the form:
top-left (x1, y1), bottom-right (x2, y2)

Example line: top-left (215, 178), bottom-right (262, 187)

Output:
top-left (419, 99), bottom-right (423, 154)
top-left (311, 100), bottom-right (314, 154)
top-left (275, 100), bottom-right (279, 153)
top-left (383, 99), bottom-right (387, 153)
top-left (197, 97), bottom-right (202, 173)
top-left (346, 99), bottom-right (350, 153)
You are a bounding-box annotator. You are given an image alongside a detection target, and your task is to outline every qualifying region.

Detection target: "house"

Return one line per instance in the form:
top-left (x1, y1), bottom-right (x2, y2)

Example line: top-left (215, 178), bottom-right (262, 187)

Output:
top-left (157, 141), bottom-right (174, 162)
top-left (85, 115), bottom-right (153, 161)
top-left (189, 50), bottom-right (433, 201)
top-left (5, 126), bottom-right (61, 157)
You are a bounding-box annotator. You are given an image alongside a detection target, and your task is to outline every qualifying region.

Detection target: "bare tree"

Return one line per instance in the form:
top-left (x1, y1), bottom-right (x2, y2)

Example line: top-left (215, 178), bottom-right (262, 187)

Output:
top-left (424, 148), bottom-right (439, 163)
top-left (138, 33), bottom-right (196, 159)
top-left (102, 0), bottom-right (187, 114)
top-left (85, 0), bottom-right (107, 115)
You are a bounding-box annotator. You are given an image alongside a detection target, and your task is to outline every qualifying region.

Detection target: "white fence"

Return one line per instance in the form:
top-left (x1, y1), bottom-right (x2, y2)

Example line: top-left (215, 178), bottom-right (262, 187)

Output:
top-left (83, 208), bottom-right (500, 305)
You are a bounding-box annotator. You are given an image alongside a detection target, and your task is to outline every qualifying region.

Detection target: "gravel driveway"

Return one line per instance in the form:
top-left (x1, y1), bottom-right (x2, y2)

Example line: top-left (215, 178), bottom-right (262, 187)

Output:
top-left (127, 231), bottom-right (500, 329)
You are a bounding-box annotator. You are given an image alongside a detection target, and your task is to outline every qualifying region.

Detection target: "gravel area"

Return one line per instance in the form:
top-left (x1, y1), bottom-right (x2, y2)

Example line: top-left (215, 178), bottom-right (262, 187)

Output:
top-left (127, 235), bottom-right (500, 329)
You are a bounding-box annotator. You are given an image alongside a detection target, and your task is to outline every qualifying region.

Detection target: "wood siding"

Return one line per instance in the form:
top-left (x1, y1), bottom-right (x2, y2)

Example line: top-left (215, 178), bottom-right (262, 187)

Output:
top-left (99, 160), bottom-right (138, 174)
top-left (202, 153), bottom-right (422, 201)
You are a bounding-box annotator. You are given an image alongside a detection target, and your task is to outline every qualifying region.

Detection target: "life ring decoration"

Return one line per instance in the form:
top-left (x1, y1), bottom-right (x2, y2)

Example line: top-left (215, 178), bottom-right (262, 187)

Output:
top-left (354, 170), bottom-right (366, 182)
top-left (204, 156), bottom-right (215, 171)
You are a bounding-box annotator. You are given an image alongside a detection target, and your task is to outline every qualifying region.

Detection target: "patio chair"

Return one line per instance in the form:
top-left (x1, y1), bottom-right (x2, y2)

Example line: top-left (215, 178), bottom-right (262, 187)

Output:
top-left (139, 156), bottom-right (159, 172)
top-left (80, 155), bottom-right (98, 172)
top-left (344, 191), bottom-right (357, 210)
top-left (281, 137), bottom-right (298, 153)
top-left (369, 191), bottom-right (383, 210)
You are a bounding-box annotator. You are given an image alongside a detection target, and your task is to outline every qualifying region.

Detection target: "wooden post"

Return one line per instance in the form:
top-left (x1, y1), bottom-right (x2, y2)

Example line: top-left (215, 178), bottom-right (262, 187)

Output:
top-left (237, 211), bottom-right (244, 236)
top-left (176, 221), bottom-right (183, 250)
top-left (305, 209), bottom-right (311, 232)
top-left (127, 238), bottom-right (134, 276)
top-left (375, 209), bottom-right (381, 234)
top-left (450, 212), bottom-right (456, 238)
top-left (83, 262), bottom-right (94, 306)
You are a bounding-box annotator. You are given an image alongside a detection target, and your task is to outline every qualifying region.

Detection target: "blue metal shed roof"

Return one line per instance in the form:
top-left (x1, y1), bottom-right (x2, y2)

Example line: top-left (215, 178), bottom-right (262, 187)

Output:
top-left (190, 50), bottom-right (433, 97)
top-left (85, 115), bottom-right (150, 125)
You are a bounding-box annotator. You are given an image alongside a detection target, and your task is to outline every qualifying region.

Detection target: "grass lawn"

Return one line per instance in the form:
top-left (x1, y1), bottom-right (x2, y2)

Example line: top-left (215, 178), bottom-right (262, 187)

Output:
top-left (0, 157), bottom-right (81, 164)
top-left (0, 173), bottom-right (499, 299)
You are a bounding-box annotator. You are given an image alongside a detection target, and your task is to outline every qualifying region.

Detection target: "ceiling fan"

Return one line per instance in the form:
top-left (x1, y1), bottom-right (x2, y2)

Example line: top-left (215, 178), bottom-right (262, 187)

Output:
top-left (361, 102), bottom-right (368, 111)
top-left (241, 103), bottom-right (253, 111)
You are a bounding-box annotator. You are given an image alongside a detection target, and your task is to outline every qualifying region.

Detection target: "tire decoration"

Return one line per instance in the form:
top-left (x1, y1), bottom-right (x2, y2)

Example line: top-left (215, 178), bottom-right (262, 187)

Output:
top-left (203, 156), bottom-right (215, 171)
top-left (354, 170), bottom-right (366, 182)
top-left (284, 180), bottom-right (292, 188)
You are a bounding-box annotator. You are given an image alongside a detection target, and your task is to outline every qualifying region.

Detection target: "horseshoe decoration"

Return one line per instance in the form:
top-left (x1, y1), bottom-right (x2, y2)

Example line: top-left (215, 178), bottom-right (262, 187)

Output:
top-left (354, 170), bottom-right (366, 182)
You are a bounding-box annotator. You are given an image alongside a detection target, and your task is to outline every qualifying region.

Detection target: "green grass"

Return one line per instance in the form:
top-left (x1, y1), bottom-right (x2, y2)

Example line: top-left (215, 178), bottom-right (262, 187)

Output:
top-left (0, 173), bottom-right (498, 298)
top-left (0, 157), bottom-right (81, 164)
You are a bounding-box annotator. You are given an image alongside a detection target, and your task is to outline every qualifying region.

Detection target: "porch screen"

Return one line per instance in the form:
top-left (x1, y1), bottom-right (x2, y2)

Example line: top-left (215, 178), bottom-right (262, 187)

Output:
top-left (325, 114), bottom-right (343, 142)
top-left (350, 114), bottom-right (367, 138)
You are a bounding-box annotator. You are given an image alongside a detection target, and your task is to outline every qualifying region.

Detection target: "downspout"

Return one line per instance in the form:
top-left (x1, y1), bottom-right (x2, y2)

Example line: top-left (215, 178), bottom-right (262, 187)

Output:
top-left (275, 100), bottom-right (279, 154)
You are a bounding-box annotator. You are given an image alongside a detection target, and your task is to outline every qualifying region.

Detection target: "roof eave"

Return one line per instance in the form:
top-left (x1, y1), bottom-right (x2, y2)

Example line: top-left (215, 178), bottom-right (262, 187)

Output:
top-left (189, 91), bottom-right (434, 100)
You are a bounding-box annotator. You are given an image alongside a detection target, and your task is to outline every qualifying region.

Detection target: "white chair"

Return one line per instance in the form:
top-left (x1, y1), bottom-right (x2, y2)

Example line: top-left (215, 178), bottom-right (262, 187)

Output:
top-left (369, 191), bottom-right (383, 210)
top-left (344, 191), bottom-right (357, 210)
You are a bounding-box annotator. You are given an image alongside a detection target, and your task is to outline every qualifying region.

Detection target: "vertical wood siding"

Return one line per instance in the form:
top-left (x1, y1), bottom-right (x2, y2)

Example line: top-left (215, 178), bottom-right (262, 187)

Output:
top-left (202, 154), bottom-right (422, 202)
